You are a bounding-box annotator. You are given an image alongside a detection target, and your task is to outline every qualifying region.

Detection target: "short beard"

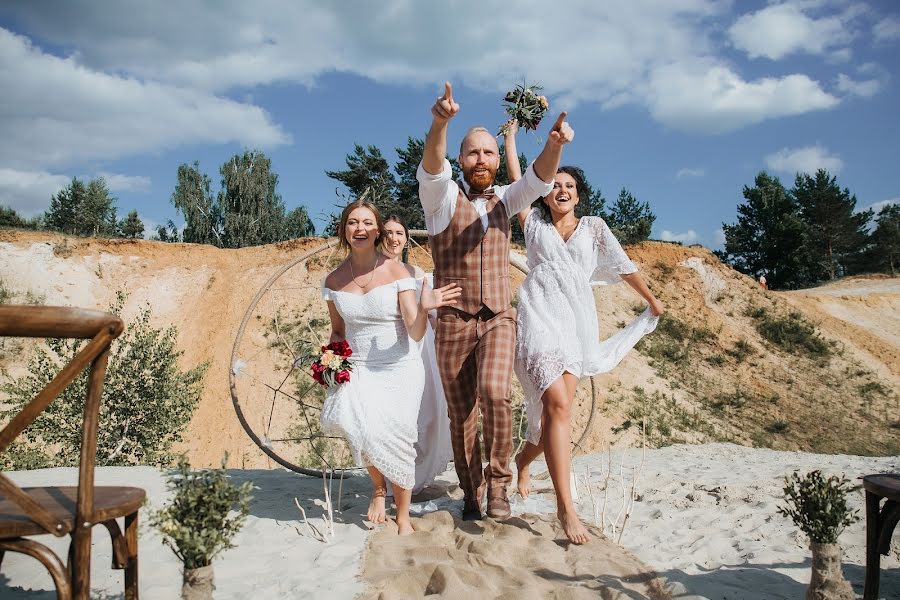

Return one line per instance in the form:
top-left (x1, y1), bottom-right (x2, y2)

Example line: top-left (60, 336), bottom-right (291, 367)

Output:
top-left (463, 166), bottom-right (497, 193)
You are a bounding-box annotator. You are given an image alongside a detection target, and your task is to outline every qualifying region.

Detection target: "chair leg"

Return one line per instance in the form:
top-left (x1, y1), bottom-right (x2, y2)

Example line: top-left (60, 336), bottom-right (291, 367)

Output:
top-left (102, 519), bottom-right (128, 569)
top-left (70, 525), bottom-right (93, 600)
top-left (864, 490), bottom-right (881, 600)
top-left (124, 511), bottom-right (139, 600)
top-left (0, 538), bottom-right (72, 600)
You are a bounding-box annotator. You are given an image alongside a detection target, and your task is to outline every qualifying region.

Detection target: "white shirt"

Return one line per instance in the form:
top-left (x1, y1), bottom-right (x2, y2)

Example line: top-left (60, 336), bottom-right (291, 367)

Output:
top-left (416, 159), bottom-right (554, 236)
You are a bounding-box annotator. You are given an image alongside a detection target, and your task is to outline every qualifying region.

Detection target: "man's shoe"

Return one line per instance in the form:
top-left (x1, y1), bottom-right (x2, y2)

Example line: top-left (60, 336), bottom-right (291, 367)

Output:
top-left (462, 497), bottom-right (482, 521)
top-left (486, 488), bottom-right (511, 519)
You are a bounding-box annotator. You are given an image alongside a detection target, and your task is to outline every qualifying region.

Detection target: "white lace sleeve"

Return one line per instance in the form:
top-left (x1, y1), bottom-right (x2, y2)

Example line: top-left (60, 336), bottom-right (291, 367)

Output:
top-left (321, 285), bottom-right (334, 301)
top-left (396, 277), bottom-right (417, 293)
top-left (588, 217), bottom-right (638, 286)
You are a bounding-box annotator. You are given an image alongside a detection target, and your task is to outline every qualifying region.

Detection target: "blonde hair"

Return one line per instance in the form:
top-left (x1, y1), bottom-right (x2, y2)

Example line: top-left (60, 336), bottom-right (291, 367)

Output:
top-left (337, 198), bottom-right (384, 252)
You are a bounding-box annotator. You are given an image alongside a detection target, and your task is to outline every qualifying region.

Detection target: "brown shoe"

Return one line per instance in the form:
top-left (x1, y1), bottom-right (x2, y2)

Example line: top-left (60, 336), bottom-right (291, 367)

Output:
top-left (486, 488), bottom-right (511, 520)
top-left (462, 496), bottom-right (482, 521)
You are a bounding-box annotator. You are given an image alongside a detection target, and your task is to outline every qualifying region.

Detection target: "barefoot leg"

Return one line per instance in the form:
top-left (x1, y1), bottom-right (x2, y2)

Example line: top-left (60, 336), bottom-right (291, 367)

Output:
top-left (392, 483), bottom-right (415, 536)
top-left (366, 466), bottom-right (387, 525)
top-left (542, 373), bottom-right (590, 545)
top-left (515, 440), bottom-right (543, 499)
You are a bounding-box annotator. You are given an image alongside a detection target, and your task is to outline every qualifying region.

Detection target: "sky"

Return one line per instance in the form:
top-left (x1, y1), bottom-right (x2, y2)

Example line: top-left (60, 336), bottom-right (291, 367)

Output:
top-left (1, 0), bottom-right (898, 249)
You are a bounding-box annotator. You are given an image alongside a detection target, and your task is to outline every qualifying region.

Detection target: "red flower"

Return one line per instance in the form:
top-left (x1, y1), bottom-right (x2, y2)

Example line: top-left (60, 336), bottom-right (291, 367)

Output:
top-left (334, 369), bottom-right (351, 384)
top-left (329, 340), bottom-right (352, 357)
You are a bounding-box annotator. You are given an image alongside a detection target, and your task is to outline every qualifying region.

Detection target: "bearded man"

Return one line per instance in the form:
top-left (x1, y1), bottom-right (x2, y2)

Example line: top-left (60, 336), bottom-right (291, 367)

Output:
top-left (417, 82), bottom-right (574, 520)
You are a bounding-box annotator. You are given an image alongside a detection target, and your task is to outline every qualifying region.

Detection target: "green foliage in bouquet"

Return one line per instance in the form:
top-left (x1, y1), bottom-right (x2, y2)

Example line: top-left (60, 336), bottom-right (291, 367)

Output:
top-left (498, 82), bottom-right (549, 136)
top-left (149, 456), bottom-right (253, 570)
top-left (777, 470), bottom-right (860, 544)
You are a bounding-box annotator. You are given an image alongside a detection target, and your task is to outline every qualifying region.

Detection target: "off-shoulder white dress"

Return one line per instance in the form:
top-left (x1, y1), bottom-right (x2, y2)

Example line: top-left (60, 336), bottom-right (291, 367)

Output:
top-left (321, 277), bottom-right (424, 489)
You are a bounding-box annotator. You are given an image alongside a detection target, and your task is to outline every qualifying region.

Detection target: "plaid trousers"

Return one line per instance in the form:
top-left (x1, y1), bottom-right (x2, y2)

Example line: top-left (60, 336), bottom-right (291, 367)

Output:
top-left (435, 306), bottom-right (516, 499)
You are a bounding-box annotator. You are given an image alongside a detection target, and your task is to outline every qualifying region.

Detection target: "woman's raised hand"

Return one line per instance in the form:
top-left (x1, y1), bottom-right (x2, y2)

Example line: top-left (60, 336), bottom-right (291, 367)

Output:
top-left (420, 282), bottom-right (462, 311)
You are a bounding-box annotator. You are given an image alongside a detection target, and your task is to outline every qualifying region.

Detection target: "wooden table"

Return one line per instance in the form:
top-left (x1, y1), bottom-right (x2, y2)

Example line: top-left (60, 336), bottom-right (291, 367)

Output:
top-left (864, 473), bottom-right (900, 600)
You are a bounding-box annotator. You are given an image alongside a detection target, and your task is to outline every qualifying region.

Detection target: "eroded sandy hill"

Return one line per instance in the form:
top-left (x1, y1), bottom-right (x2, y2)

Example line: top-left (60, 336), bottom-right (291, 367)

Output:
top-left (1, 229), bottom-right (897, 467)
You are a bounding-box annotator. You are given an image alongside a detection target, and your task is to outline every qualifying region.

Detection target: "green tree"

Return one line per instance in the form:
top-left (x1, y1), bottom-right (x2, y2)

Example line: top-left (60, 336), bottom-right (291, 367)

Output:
top-left (45, 177), bottom-right (87, 234)
top-left (791, 169), bottom-right (872, 280)
top-left (172, 161), bottom-right (220, 245)
top-left (0, 205), bottom-right (37, 229)
top-left (79, 177), bottom-right (118, 236)
top-left (219, 150), bottom-right (289, 248)
top-left (153, 220), bottom-right (181, 243)
top-left (722, 171), bottom-right (810, 289)
top-left (284, 205), bottom-right (316, 237)
top-left (870, 203), bottom-right (900, 275)
top-left (1, 293), bottom-right (207, 467)
top-left (607, 187), bottom-right (655, 245)
top-left (119, 209), bottom-right (145, 239)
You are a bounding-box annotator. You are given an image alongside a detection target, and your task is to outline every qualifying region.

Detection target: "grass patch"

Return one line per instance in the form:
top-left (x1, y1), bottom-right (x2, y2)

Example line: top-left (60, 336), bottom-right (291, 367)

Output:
top-left (765, 420), bottom-right (791, 434)
top-left (727, 339), bottom-right (754, 362)
top-left (753, 311), bottom-right (831, 358)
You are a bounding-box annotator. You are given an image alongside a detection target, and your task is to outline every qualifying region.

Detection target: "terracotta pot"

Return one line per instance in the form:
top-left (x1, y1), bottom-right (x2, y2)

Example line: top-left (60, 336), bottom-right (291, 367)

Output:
top-left (182, 565), bottom-right (215, 600)
top-left (806, 542), bottom-right (854, 600)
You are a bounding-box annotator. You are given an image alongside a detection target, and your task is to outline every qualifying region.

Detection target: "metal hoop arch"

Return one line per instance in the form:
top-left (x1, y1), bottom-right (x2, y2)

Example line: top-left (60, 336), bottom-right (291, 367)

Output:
top-left (230, 231), bottom-right (599, 477)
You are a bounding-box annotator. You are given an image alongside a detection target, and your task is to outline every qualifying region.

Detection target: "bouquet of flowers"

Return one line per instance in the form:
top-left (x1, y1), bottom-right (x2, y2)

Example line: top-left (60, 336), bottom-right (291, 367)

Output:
top-left (310, 340), bottom-right (354, 387)
top-left (498, 82), bottom-right (549, 136)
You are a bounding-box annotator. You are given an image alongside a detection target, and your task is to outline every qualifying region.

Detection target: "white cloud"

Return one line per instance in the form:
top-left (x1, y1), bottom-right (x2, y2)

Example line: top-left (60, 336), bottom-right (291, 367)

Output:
top-left (713, 228), bottom-right (727, 246)
top-left (660, 229), bottom-right (699, 244)
top-left (0, 1), bottom-right (839, 139)
top-left (0, 168), bottom-right (70, 216)
top-left (873, 16), bottom-right (900, 43)
top-left (676, 167), bottom-right (705, 179)
top-left (861, 198), bottom-right (898, 215)
top-left (95, 172), bottom-right (152, 193)
top-left (0, 28), bottom-right (290, 172)
top-left (764, 145), bottom-right (844, 175)
top-left (728, 3), bottom-right (857, 60)
top-left (648, 64), bottom-right (839, 134)
top-left (835, 73), bottom-right (882, 98)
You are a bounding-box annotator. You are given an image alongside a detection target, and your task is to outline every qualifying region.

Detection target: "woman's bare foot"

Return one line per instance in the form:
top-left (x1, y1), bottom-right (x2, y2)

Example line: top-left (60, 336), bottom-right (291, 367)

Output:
top-left (367, 488), bottom-right (387, 524)
top-left (558, 507), bottom-right (589, 545)
top-left (396, 517), bottom-right (415, 536)
top-left (515, 452), bottom-right (531, 499)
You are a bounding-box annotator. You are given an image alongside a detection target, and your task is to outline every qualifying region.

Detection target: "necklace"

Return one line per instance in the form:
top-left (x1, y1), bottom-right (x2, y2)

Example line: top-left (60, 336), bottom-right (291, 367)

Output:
top-left (350, 254), bottom-right (378, 289)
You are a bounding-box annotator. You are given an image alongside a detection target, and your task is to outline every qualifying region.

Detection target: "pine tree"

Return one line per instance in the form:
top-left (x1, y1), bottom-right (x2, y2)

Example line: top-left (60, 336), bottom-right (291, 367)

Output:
top-left (791, 169), bottom-right (872, 280)
top-left (119, 210), bottom-right (145, 239)
top-left (607, 188), bottom-right (655, 245)
top-left (80, 177), bottom-right (118, 237)
top-left (721, 171), bottom-right (810, 289)
top-left (219, 150), bottom-right (289, 248)
top-left (284, 205), bottom-right (316, 238)
top-left (45, 177), bottom-right (87, 234)
top-left (870, 204), bottom-right (900, 276)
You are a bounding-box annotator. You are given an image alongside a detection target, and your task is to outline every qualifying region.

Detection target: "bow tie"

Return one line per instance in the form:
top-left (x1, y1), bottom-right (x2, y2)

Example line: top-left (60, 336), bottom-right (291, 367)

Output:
top-left (465, 187), bottom-right (495, 200)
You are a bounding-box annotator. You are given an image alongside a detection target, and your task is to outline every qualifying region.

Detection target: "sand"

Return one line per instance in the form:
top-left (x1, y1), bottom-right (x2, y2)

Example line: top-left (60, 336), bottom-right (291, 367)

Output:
top-left (2, 443), bottom-right (897, 599)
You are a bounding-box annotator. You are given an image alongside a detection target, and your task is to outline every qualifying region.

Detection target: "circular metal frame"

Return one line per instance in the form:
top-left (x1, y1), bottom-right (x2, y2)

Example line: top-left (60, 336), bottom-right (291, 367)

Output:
top-left (230, 232), bottom-right (599, 476)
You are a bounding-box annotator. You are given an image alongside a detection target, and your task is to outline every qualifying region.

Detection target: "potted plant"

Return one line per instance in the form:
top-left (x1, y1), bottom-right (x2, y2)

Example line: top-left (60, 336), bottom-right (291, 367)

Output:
top-left (777, 470), bottom-right (859, 600)
top-left (150, 456), bottom-right (253, 599)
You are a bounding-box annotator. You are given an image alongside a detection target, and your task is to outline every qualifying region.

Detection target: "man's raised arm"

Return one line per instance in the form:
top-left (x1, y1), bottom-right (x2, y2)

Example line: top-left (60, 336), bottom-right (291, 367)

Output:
top-left (532, 111), bottom-right (575, 183)
top-left (422, 81), bottom-right (459, 175)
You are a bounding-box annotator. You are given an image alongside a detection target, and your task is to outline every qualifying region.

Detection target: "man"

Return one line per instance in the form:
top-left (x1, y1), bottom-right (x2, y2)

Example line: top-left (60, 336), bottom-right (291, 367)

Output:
top-left (417, 82), bottom-right (574, 520)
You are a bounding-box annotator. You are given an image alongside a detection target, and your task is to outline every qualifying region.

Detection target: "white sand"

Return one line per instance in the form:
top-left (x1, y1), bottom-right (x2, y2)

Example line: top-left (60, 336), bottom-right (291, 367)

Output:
top-left (2, 444), bottom-right (898, 599)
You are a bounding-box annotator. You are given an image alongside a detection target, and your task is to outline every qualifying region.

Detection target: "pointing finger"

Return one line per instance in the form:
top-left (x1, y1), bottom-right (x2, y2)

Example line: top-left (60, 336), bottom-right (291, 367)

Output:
top-left (552, 111), bottom-right (568, 131)
top-left (444, 81), bottom-right (453, 101)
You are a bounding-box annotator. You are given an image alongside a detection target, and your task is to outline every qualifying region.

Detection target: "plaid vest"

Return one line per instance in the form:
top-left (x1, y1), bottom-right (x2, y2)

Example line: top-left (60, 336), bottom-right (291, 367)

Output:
top-left (431, 183), bottom-right (511, 316)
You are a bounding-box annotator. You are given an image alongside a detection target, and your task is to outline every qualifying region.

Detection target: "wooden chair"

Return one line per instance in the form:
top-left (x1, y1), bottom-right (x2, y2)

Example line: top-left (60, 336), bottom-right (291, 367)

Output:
top-left (0, 306), bottom-right (146, 600)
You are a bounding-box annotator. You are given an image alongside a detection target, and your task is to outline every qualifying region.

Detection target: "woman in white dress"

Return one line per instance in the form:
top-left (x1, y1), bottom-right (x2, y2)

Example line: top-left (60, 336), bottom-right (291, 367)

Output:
top-left (321, 199), bottom-right (460, 535)
top-left (504, 122), bottom-right (664, 544)
top-left (381, 215), bottom-right (454, 493)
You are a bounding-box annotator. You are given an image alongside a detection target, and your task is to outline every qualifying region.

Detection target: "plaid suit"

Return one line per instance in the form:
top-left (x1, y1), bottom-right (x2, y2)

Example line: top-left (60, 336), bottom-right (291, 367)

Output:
top-left (432, 184), bottom-right (515, 498)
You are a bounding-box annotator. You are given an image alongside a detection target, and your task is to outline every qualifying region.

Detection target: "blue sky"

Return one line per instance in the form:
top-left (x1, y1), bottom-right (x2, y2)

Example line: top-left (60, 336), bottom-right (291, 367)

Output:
top-left (1, 0), bottom-right (898, 248)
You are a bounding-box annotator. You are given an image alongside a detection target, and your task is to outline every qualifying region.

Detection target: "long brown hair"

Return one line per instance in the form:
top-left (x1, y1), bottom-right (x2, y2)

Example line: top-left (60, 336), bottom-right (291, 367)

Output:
top-left (337, 198), bottom-right (385, 252)
top-left (383, 214), bottom-right (410, 263)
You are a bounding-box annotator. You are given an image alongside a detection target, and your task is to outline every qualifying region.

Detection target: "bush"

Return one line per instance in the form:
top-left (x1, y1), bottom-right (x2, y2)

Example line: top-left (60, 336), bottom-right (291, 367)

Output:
top-left (777, 470), bottom-right (859, 544)
top-left (149, 456), bottom-right (252, 569)
top-left (755, 311), bottom-right (831, 358)
top-left (765, 420), bottom-right (790, 434)
top-left (1, 293), bottom-right (207, 467)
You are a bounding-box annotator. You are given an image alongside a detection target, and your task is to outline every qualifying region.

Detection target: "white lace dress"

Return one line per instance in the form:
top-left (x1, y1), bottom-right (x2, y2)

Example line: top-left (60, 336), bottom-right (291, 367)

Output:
top-left (514, 212), bottom-right (659, 445)
top-left (320, 278), bottom-right (425, 490)
top-left (411, 274), bottom-right (453, 493)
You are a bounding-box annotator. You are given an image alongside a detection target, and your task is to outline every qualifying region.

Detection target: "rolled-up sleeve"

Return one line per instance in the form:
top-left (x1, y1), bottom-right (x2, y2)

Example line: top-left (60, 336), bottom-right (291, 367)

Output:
top-left (416, 159), bottom-right (456, 235)
top-left (502, 163), bottom-right (555, 216)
